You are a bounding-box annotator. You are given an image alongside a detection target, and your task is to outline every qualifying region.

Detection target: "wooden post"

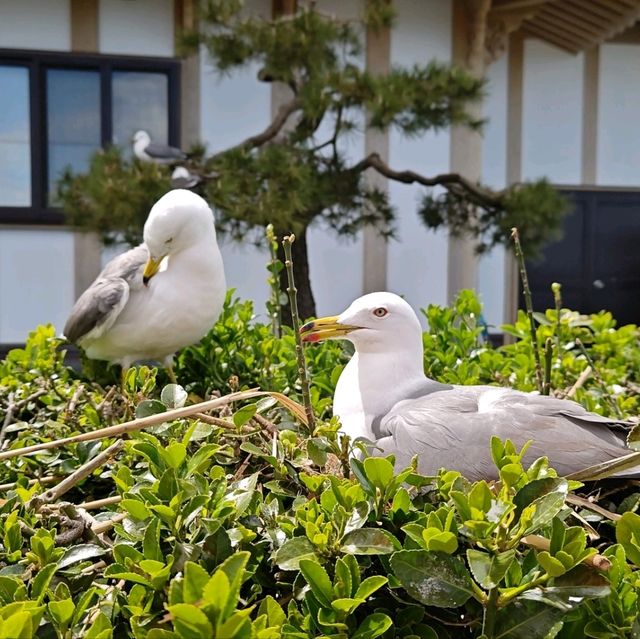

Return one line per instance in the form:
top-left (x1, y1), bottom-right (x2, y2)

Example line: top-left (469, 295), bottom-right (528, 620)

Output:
top-left (447, 0), bottom-right (491, 303)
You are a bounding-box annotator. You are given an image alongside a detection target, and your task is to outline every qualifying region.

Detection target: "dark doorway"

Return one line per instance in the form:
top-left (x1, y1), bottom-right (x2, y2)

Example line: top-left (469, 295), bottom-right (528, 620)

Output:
top-left (523, 189), bottom-right (640, 326)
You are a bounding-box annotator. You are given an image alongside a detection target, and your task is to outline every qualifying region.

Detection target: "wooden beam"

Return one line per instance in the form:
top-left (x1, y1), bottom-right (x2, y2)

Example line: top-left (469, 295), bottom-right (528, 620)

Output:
top-left (362, 0), bottom-right (391, 293)
top-left (539, 6), bottom-right (605, 38)
top-left (70, 0), bottom-right (98, 52)
top-left (523, 22), bottom-right (589, 53)
top-left (532, 14), bottom-right (601, 44)
top-left (581, 46), bottom-right (599, 185)
top-left (492, 0), bottom-right (553, 11)
top-left (272, 0), bottom-right (297, 18)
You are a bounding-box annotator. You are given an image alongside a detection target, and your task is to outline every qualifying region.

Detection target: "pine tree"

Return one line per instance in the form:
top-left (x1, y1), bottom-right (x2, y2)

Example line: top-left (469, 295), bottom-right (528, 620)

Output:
top-left (59, 0), bottom-right (567, 321)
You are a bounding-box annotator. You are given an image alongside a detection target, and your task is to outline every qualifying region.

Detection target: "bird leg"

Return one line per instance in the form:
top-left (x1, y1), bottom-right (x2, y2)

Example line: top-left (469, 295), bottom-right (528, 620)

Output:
top-left (162, 356), bottom-right (177, 384)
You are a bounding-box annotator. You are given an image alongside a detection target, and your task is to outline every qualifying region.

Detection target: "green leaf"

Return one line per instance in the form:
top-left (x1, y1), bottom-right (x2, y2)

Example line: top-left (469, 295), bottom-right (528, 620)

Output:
top-left (353, 575), bottom-right (388, 600)
top-left (307, 438), bottom-right (328, 466)
top-left (493, 600), bottom-right (568, 638)
top-left (85, 611), bottom-right (112, 639)
top-left (58, 544), bottom-right (107, 570)
top-left (161, 384), bottom-right (188, 409)
top-left (163, 442), bottom-right (187, 470)
top-left (514, 478), bottom-right (569, 535)
top-left (167, 603), bottom-right (213, 639)
top-left (536, 552), bottom-right (567, 577)
top-left (390, 550), bottom-right (474, 608)
top-left (202, 569), bottom-right (230, 618)
top-left (0, 611), bottom-right (32, 639)
top-left (233, 403), bottom-right (257, 427)
top-left (299, 559), bottom-right (334, 608)
top-left (121, 499), bottom-right (151, 521)
top-left (143, 518), bottom-right (162, 562)
top-left (340, 528), bottom-right (400, 555)
top-left (218, 551), bottom-right (250, 620)
top-left (466, 549), bottom-right (515, 590)
top-left (274, 537), bottom-right (319, 570)
top-left (615, 512), bottom-right (640, 565)
top-left (627, 423), bottom-right (640, 452)
top-left (352, 613), bottom-right (393, 639)
top-left (135, 399), bottom-right (167, 419)
top-left (48, 598), bottom-right (75, 627)
top-left (183, 562), bottom-right (210, 604)
top-left (363, 457), bottom-right (395, 490)
top-left (225, 473), bottom-right (258, 517)
top-left (31, 563), bottom-right (57, 603)
top-left (257, 595), bottom-right (286, 627)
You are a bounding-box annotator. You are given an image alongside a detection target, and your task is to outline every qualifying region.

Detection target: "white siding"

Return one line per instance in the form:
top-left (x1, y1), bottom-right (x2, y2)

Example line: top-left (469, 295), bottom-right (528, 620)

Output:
top-left (597, 44), bottom-right (640, 186)
top-left (388, 0), bottom-right (451, 315)
top-left (0, 230), bottom-right (75, 342)
top-left (0, 0), bottom-right (70, 51)
top-left (522, 39), bottom-right (583, 184)
top-left (99, 0), bottom-right (174, 57)
top-left (479, 54), bottom-right (508, 328)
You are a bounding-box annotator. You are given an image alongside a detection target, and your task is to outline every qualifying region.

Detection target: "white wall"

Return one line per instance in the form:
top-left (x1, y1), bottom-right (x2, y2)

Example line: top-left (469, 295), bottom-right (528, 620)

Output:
top-left (99, 0), bottom-right (174, 57)
top-left (0, 230), bottom-right (75, 342)
top-left (388, 0), bottom-right (452, 315)
top-left (0, 0), bottom-right (70, 51)
top-left (522, 39), bottom-right (584, 184)
top-left (597, 43), bottom-right (640, 186)
top-left (478, 53), bottom-right (508, 329)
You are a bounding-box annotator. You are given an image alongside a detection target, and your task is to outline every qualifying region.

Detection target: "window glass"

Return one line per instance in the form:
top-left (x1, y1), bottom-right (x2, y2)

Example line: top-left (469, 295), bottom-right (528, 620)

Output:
top-left (0, 66), bottom-right (31, 206)
top-left (47, 68), bottom-right (101, 203)
top-left (112, 71), bottom-right (169, 155)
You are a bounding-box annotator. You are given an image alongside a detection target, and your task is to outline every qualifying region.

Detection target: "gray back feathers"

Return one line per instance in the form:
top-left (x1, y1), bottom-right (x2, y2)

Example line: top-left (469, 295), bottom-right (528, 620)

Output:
top-left (64, 245), bottom-right (148, 345)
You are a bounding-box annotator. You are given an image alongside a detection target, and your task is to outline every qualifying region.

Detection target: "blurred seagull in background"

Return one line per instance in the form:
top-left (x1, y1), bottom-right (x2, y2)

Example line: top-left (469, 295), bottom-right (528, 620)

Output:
top-left (300, 292), bottom-right (636, 480)
top-left (133, 130), bottom-right (187, 164)
top-left (171, 166), bottom-right (201, 189)
top-left (64, 190), bottom-right (226, 381)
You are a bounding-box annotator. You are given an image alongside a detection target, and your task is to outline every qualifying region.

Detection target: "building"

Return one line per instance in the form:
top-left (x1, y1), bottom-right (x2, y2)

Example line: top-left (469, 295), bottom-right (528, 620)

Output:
top-left (1, 0), bottom-right (640, 349)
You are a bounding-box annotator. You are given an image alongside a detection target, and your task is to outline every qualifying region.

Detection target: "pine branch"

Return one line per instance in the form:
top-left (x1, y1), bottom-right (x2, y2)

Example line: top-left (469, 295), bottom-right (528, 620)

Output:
top-left (351, 152), bottom-right (501, 208)
top-left (210, 97), bottom-right (302, 160)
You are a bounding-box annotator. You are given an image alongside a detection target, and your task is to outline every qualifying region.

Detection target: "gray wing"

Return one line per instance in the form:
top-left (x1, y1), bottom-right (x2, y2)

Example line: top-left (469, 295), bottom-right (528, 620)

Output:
top-left (376, 386), bottom-right (630, 480)
top-left (64, 245), bottom-right (148, 345)
top-left (144, 142), bottom-right (186, 161)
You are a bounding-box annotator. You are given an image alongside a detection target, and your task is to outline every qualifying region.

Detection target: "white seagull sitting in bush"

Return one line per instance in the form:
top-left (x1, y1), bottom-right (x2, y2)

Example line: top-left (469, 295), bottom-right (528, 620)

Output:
top-left (300, 292), bottom-right (636, 480)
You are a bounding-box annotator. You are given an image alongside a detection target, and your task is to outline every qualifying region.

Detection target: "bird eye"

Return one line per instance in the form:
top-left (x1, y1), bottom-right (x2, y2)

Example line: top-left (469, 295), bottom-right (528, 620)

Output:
top-left (164, 238), bottom-right (173, 245)
top-left (373, 307), bottom-right (388, 318)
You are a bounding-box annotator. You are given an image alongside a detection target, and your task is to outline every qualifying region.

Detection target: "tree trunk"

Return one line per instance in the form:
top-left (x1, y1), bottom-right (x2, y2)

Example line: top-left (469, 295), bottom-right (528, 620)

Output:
top-left (276, 226), bottom-right (317, 326)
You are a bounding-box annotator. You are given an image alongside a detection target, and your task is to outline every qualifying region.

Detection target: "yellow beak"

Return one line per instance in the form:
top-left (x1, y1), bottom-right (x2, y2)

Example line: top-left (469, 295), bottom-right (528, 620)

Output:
top-left (143, 256), bottom-right (163, 286)
top-left (299, 315), bottom-right (361, 343)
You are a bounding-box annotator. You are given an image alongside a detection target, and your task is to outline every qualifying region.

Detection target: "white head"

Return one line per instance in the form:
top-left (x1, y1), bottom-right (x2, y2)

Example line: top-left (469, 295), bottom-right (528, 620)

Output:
top-left (132, 130), bottom-right (151, 147)
top-left (300, 292), bottom-right (424, 356)
top-left (142, 189), bottom-right (217, 284)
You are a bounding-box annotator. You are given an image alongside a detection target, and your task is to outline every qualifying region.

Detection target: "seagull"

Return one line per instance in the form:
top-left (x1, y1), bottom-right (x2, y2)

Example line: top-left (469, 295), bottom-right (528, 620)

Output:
top-left (64, 190), bottom-right (226, 380)
top-left (171, 166), bottom-right (201, 189)
top-left (132, 130), bottom-right (187, 164)
top-left (300, 292), bottom-right (635, 480)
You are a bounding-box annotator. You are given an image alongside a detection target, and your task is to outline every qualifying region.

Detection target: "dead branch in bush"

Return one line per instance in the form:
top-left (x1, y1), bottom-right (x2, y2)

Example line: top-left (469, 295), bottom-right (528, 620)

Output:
top-left (522, 534), bottom-right (611, 571)
top-left (0, 389), bottom-right (306, 461)
top-left (566, 365), bottom-right (592, 399)
top-left (78, 495), bottom-right (122, 510)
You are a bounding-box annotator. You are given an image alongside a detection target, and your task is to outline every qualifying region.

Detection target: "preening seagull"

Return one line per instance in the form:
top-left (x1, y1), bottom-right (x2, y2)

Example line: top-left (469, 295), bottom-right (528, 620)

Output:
top-left (300, 292), bottom-right (635, 480)
top-left (132, 130), bottom-right (187, 164)
top-left (64, 190), bottom-right (226, 377)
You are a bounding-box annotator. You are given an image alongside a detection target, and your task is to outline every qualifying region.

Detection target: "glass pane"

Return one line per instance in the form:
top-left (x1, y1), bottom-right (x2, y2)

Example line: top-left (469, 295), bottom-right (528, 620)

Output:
top-left (0, 66), bottom-right (31, 206)
top-left (112, 71), bottom-right (168, 155)
top-left (47, 68), bottom-right (101, 204)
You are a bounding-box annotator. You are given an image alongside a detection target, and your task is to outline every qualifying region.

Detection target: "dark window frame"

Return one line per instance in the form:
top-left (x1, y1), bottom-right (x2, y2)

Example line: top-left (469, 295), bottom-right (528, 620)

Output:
top-left (0, 48), bottom-right (181, 225)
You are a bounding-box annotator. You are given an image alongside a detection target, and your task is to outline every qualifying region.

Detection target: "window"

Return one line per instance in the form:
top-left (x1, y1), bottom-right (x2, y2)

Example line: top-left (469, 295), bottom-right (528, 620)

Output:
top-left (0, 49), bottom-right (180, 223)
